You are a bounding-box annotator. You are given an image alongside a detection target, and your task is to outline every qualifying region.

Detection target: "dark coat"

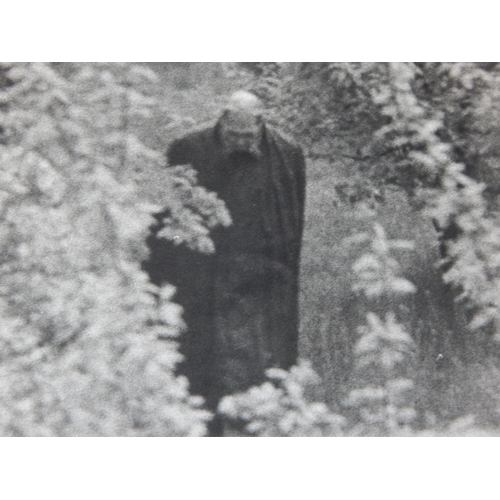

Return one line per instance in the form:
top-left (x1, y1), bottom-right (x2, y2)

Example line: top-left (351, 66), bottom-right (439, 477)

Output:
top-left (144, 121), bottom-right (306, 409)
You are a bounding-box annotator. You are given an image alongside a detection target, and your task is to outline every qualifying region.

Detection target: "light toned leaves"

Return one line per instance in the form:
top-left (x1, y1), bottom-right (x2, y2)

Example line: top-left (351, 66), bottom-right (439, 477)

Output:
top-left (0, 62), bottom-right (211, 436)
top-left (219, 360), bottom-right (345, 437)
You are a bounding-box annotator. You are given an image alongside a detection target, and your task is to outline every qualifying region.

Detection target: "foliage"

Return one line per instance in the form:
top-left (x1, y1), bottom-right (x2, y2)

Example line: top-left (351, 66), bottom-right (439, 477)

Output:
top-left (131, 62), bottom-right (500, 435)
top-left (349, 222), bottom-right (416, 299)
top-left (345, 223), bottom-right (418, 435)
top-left (362, 63), bottom-right (500, 332)
top-left (156, 165), bottom-right (231, 254)
top-left (144, 62), bottom-right (500, 434)
top-left (237, 62), bottom-right (500, 334)
top-left (218, 360), bottom-right (345, 437)
top-left (5, 62), bottom-right (497, 435)
top-left (0, 62), bottom-right (232, 436)
top-left (218, 224), bottom-right (419, 437)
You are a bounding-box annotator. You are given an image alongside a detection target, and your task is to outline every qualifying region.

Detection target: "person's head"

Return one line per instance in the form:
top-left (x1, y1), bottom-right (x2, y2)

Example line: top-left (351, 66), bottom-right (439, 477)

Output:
top-left (219, 91), bottom-right (264, 155)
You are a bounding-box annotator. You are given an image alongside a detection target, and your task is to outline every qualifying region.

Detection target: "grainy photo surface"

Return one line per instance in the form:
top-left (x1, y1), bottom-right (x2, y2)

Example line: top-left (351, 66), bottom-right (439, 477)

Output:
top-left (2, 62), bottom-right (500, 436)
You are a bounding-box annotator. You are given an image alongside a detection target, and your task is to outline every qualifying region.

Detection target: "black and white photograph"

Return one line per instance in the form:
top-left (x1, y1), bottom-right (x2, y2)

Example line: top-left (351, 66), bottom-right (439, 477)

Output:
top-left (3, 1), bottom-right (500, 495)
top-left (2, 61), bottom-right (500, 438)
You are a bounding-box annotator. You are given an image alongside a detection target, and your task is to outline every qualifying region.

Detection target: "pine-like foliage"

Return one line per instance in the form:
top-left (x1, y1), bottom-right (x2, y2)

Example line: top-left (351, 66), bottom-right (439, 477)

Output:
top-left (218, 360), bottom-right (345, 437)
top-left (370, 63), bottom-right (500, 332)
top-left (239, 62), bottom-right (500, 334)
top-left (346, 223), bottom-right (417, 435)
top-left (0, 62), bottom-right (230, 436)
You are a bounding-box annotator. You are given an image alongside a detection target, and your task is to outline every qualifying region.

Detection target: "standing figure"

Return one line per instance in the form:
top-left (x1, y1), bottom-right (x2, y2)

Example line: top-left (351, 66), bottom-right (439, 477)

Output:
top-left (144, 91), bottom-right (306, 434)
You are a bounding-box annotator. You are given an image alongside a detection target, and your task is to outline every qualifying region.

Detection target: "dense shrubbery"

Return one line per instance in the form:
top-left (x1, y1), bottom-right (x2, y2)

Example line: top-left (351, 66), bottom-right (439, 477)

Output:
top-left (242, 62), bottom-right (500, 333)
top-left (0, 62), bottom-right (231, 436)
top-left (219, 360), bottom-right (345, 437)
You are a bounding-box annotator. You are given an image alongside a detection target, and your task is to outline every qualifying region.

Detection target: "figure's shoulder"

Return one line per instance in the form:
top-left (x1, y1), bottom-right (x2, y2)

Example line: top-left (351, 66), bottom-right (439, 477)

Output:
top-left (266, 125), bottom-right (303, 153)
top-left (170, 122), bottom-right (217, 148)
top-left (168, 122), bottom-right (218, 165)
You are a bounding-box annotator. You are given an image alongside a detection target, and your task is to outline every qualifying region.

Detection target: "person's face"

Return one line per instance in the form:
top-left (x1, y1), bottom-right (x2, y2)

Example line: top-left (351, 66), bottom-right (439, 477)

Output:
top-left (220, 110), bottom-right (262, 154)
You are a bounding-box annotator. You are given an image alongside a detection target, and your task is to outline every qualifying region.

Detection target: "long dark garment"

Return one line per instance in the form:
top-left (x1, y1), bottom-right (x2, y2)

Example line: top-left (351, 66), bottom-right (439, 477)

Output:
top-left (144, 122), bottom-right (306, 413)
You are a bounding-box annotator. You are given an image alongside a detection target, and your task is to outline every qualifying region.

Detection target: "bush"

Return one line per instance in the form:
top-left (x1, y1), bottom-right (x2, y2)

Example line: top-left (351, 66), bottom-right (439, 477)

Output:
top-left (219, 360), bottom-right (345, 437)
top-left (238, 63), bottom-right (500, 333)
top-left (0, 62), bottom-right (230, 436)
